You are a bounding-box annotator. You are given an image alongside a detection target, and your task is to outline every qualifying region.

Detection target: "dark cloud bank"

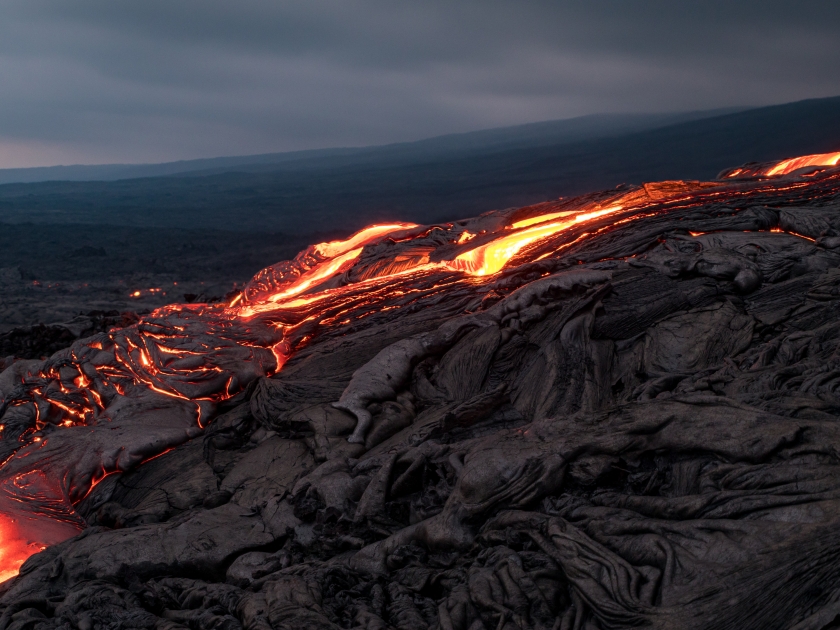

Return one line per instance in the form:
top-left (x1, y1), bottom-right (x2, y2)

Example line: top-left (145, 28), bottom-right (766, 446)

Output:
top-left (0, 0), bottom-right (838, 167)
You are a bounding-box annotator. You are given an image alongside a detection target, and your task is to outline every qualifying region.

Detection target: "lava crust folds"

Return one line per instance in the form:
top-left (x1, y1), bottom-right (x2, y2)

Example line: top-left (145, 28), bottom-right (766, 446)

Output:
top-left (3, 153), bottom-right (840, 629)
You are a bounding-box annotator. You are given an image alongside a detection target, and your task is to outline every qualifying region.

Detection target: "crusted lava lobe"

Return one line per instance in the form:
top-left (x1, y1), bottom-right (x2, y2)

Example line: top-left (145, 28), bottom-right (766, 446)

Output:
top-left (2, 154), bottom-right (840, 628)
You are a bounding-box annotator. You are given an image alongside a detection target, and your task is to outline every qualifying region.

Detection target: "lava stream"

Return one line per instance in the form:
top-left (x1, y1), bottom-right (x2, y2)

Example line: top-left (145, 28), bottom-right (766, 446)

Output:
top-left (447, 204), bottom-right (624, 276)
top-left (765, 151), bottom-right (840, 176)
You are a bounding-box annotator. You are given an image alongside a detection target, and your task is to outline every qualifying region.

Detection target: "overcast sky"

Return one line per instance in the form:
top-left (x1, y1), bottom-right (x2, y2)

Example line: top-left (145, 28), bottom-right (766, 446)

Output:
top-left (0, 0), bottom-right (838, 168)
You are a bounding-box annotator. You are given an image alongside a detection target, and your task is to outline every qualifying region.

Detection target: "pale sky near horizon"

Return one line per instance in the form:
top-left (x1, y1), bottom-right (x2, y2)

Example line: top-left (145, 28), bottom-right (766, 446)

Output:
top-left (0, 0), bottom-right (838, 168)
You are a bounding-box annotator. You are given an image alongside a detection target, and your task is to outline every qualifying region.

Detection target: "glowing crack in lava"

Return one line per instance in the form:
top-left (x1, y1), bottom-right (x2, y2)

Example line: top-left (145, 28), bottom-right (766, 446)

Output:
top-left (1, 150), bottom-right (839, 582)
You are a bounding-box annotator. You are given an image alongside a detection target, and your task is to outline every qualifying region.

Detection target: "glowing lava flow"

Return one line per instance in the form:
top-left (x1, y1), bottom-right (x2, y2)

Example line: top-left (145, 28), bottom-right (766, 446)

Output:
top-left (1, 149), bottom-right (840, 583)
top-left (312, 223), bottom-right (418, 258)
top-left (722, 151), bottom-right (840, 179)
top-left (238, 222), bottom-right (419, 310)
top-left (0, 222), bottom-right (425, 584)
top-left (0, 515), bottom-right (43, 583)
top-left (765, 151), bottom-right (840, 177)
top-left (448, 205), bottom-right (624, 276)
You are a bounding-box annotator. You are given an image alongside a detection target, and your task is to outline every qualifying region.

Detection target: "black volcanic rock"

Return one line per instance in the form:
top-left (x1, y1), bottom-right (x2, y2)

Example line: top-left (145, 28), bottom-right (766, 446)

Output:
top-left (68, 246), bottom-right (107, 258)
top-left (3, 160), bottom-right (840, 629)
top-left (0, 311), bottom-right (139, 360)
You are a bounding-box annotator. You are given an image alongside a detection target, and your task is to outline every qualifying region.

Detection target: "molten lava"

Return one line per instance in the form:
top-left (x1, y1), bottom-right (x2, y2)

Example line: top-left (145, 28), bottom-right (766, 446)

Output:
top-left (764, 151), bottom-right (840, 177)
top-left (721, 150), bottom-right (840, 179)
top-left (1, 149), bottom-right (839, 583)
top-left (448, 205), bottom-right (623, 276)
top-left (0, 516), bottom-right (40, 583)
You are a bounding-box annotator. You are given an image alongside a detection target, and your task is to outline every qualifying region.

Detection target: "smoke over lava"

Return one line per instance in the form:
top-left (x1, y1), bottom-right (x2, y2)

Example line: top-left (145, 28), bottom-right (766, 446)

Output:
top-left (1, 149), bottom-right (840, 586)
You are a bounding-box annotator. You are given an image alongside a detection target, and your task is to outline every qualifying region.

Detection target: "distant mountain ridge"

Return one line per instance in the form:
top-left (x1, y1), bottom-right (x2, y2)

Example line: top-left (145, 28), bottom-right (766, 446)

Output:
top-left (0, 109), bottom-right (743, 185)
top-left (0, 96), bottom-right (838, 235)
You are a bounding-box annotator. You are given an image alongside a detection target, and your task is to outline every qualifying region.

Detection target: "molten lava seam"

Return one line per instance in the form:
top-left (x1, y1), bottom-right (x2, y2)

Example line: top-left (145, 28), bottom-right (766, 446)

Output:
top-left (0, 149), bottom-right (839, 582)
top-left (722, 151), bottom-right (840, 179)
top-left (765, 151), bottom-right (840, 176)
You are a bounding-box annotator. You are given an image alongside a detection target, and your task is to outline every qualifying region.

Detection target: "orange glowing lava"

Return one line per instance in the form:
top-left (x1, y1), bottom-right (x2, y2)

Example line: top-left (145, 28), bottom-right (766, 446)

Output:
top-left (510, 210), bottom-right (575, 229)
top-left (238, 222), bottom-right (419, 315)
top-left (313, 223), bottom-right (417, 258)
top-left (448, 205), bottom-right (623, 276)
top-left (765, 152), bottom-right (840, 177)
top-left (265, 247), bottom-right (364, 303)
top-left (0, 514), bottom-right (44, 583)
top-left (3, 149), bottom-right (840, 584)
top-left (760, 151), bottom-right (840, 177)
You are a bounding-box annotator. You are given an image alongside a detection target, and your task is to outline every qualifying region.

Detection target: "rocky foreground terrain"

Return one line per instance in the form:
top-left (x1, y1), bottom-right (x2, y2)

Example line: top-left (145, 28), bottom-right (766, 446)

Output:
top-left (2, 153), bottom-right (840, 629)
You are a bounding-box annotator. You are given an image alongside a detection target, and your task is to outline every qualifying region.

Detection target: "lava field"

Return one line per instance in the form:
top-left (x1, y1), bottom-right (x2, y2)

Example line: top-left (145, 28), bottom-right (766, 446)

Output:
top-left (2, 150), bottom-right (840, 629)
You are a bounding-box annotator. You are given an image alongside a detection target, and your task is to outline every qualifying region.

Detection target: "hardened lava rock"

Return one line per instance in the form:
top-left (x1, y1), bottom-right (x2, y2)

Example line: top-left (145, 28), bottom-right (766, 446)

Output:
top-left (4, 156), bottom-right (840, 629)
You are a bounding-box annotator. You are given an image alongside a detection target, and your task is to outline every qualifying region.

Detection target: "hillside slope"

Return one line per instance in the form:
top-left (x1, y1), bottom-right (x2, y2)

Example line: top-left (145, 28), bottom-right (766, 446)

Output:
top-left (0, 97), bottom-right (838, 235)
top-left (0, 109), bottom-right (738, 185)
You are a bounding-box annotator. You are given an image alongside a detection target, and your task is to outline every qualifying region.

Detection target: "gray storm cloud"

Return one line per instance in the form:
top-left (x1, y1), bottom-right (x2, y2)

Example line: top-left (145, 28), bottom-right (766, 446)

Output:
top-left (0, 0), bottom-right (838, 167)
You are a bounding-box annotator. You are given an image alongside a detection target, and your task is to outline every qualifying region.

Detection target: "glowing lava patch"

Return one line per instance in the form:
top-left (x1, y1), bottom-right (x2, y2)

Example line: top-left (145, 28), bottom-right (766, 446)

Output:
top-left (0, 514), bottom-right (45, 584)
top-left (448, 205), bottom-right (623, 276)
top-left (765, 152), bottom-right (840, 177)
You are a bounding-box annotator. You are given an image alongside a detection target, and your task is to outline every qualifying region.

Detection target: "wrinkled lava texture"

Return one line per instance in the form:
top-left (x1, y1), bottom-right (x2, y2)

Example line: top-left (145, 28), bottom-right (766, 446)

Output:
top-left (2, 152), bottom-right (840, 629)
